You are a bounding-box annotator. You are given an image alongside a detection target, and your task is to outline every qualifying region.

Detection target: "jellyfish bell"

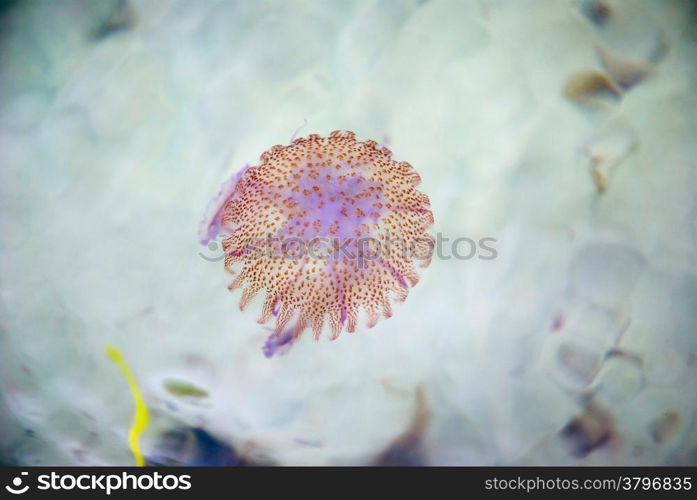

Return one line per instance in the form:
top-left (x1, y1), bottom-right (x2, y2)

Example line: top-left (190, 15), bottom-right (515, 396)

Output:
top-left (200, 130), bottom-right (434, 343)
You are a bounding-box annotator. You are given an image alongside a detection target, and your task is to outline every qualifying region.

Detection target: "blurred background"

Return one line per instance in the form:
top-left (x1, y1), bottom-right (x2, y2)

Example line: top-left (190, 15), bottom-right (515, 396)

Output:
top-left (0, 0), bottom-right (695, 466)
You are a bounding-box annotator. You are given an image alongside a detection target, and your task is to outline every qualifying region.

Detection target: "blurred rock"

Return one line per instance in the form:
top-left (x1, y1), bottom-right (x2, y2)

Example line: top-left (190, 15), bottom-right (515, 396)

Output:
top-left (650, 411), bottom-right (680, 444)
top-left (563, 70), bottom-right (621, 108)
top-left (147, 426), bottom-right (246, 467)
top-left (562, 398), bottom-right (617, 458)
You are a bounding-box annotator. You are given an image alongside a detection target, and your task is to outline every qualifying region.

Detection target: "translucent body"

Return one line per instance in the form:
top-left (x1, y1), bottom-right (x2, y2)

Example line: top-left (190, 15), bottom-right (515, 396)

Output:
top-left (205, 131), bottom-right (434, 340)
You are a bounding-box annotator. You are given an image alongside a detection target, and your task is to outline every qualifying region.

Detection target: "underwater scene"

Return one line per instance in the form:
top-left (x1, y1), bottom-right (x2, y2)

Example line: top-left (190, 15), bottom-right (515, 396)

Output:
top-left (0, 0), bottom-right (696, 466)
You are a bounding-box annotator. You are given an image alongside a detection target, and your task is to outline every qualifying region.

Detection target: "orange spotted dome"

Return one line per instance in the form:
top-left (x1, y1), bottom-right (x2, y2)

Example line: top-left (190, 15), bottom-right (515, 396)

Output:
top-left (202, 130), bottom-right (434, 341)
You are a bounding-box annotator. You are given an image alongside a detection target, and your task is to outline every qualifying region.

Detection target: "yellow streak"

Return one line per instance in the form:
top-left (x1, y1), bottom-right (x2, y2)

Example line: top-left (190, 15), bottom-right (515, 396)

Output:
top-left (105, 345), bottom-right (149, 466)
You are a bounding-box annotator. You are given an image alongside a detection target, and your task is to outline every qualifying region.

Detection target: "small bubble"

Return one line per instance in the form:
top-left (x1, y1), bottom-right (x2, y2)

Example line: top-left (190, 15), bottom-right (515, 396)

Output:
top-left (207, 241), bottom-right (218, 251)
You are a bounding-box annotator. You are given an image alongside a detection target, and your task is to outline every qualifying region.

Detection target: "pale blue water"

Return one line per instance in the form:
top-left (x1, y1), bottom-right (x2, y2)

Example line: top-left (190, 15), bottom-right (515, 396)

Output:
top-left (0, 0), bottom-right (695, 466)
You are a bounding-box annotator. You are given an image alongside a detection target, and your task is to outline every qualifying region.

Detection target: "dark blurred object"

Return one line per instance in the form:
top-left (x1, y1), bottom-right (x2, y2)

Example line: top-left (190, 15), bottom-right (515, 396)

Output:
top-left (147, 426), bottom-right (244, 466)
top-left (596, 46), bottom-right (653, 91)
top-left (0, 0), bottom-right (19, 18)
top-left (650, 411), bottom-right (681, 444)
top-left (581, 0), bottom-right (612, 26)
top-left (374, 387), bottom-right (429, 466)
top-left (90, 0), bottom-right (134, 40)
top-left (563, 70), bottom-right (621, 107)
top-left (562, 398), bottom-right (617, 458)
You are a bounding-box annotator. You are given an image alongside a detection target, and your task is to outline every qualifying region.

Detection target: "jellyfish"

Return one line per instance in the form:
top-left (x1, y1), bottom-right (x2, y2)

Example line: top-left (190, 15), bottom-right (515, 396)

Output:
top-left (200, 131), bottom-right (434, 341)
